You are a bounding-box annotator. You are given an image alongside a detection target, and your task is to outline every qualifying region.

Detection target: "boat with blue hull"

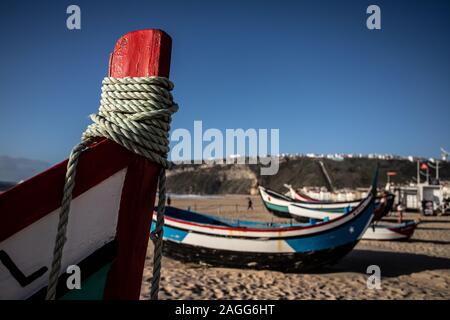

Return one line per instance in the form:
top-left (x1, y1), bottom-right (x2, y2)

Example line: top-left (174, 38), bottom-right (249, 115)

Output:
top-left (153, 182), bottom-right (377, 271)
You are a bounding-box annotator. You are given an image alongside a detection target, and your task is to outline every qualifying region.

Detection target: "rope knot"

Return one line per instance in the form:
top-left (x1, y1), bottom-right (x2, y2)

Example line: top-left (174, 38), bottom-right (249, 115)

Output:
top-left (83, 76), bottom-right (177, 168)
top-left (46, 77), bottom-right (177, 300)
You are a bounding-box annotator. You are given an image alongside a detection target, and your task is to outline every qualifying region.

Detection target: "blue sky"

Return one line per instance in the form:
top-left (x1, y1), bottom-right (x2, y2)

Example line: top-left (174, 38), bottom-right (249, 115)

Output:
top-left (0, 0), bottom-right (449, 164)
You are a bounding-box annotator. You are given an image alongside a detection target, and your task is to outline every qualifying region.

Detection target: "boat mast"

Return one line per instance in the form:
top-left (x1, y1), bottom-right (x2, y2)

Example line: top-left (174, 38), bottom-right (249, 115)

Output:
top-left (316, 160), bottom-right (335, 193)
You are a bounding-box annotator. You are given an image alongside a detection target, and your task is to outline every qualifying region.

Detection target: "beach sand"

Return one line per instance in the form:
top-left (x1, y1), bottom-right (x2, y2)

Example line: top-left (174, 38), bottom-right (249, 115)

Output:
top-left (140, 195), bottom-right (450, 300)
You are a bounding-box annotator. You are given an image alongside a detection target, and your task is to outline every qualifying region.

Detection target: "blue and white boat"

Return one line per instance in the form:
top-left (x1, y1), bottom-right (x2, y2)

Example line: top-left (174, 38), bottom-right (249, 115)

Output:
top-left (153, 179), bottom-right (377, 271)
top-left (259, 185), bottom-right (394, 222)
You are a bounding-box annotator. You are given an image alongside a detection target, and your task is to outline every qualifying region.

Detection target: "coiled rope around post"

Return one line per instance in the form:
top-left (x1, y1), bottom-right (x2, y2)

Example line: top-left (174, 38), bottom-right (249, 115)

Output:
top-left (45, 77), bottom-right (178, 300)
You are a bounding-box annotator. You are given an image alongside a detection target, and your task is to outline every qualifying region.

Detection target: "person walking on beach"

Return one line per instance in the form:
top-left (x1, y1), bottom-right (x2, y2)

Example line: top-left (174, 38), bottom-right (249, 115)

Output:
top-left (396, 202), bottom-right (404, 223)
top-left (247, 197), bottom-right (253, 210)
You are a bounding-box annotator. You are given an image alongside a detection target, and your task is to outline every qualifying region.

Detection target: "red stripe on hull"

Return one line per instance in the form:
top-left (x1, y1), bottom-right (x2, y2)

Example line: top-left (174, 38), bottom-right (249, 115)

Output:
top-left (0, 140), bottom-right (132, 242)
top-left (390, 222), bottom-right (418, 238)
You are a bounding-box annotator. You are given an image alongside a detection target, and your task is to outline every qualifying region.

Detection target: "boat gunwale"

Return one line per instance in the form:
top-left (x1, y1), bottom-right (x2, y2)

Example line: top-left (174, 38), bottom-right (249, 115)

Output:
top-left (158, 191), bottom-right (374, 235)
top-left (260, 185), bottom-right (391, 207)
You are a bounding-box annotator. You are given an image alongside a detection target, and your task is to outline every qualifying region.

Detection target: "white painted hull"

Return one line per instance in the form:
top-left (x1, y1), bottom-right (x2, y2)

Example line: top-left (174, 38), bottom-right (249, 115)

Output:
top-left (259, 186), bottom-right (359, 211)
top-left (0, 169), bottom-right (127, 300)
top-left (288, 203), bottom-right (343, 220)
top-left (361, 221), bottom-right (418, 240)
top-left (259, 186), bottom-right (292, 208)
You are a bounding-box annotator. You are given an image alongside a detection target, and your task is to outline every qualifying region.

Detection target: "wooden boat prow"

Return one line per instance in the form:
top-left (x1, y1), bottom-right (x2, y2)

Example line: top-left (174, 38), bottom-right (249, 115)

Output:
top-left (0, 29), bottom-right (173, 300)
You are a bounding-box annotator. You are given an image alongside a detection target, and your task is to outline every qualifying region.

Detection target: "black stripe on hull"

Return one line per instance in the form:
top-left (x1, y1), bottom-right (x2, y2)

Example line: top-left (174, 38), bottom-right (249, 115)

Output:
top-left (0, 250), bottom-right (48, 287)
top-left (163, 240), bottom-right (358, 272)
top-left (28, 240), bottom-right (117, 300)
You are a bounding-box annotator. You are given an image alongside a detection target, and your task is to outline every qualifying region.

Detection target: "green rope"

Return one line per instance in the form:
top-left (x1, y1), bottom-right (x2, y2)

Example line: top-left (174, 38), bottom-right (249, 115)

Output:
top-left (45, 76), bottom-right (178, 300)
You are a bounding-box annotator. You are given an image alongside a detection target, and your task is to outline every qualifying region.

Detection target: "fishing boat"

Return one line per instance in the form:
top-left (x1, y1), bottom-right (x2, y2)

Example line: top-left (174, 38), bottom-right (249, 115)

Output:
top-left (0, 29), bottom-right (174, 300)
top-left (260, 186), bottom-right (361, 215)
top-left (285, 184), bottom-right (394, 215)
top-left (288, 194), bottom-right (394, 222)
top-left (154, 178), bottom-right (377, 271)
top-left (287, 201), bottom-right (418, 241)
top-left (361, 220), bottom-right (419, 240)
top-left (285, 184), bottom-right (395, 219)
top-left (285, 184), bottom-right (325, 202)
top-left (261, 185), bottom-right (414, 241)
top-left (259, 186), bottom-right (394, 221)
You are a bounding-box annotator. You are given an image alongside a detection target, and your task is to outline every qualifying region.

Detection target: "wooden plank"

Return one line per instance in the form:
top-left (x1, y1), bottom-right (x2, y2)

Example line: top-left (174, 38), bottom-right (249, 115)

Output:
top-left (103, 29), bottom-right (173, 300)
top-left (108, 29), bottom-right (172, 78)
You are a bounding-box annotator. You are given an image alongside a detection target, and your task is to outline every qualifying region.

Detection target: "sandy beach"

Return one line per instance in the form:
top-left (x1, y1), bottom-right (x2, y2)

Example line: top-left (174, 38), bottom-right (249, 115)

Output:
top-left (140, 195), bottom-right (450, 300)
